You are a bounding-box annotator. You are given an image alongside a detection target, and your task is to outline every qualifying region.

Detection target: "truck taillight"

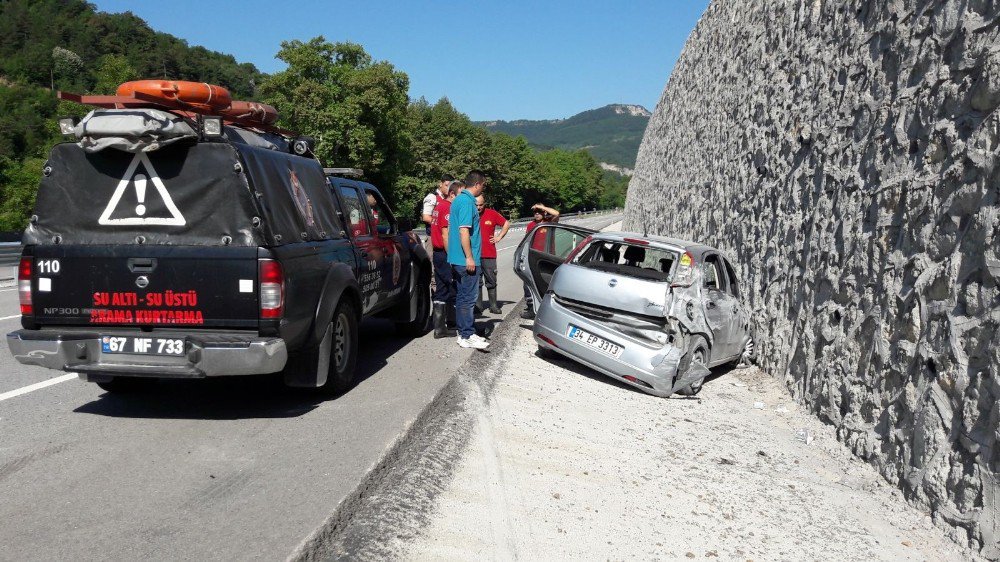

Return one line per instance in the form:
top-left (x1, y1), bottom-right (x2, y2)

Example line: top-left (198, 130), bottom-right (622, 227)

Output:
top-left (258, 259), bottom-right (284, 319)
top-left (18, 256), bottom-right (33, 315)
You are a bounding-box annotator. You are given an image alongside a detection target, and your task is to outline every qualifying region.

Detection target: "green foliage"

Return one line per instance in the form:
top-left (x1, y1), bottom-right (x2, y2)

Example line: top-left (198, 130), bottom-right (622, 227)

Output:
top-left (93, 54), bottom-right (138, 95)
top-left (0, 156), bottom-right (46, 231)
top-left (478, 104), bottom-right (650, 168)
top-left (258, 37), bottom-right (409, 201)
top-left (0, 4), bottom-right (628, 232)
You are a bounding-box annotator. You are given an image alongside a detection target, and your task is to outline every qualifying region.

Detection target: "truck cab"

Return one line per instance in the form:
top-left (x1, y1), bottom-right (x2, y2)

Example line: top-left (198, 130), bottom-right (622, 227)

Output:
top-left (7, 94), bottom-right (429, 394)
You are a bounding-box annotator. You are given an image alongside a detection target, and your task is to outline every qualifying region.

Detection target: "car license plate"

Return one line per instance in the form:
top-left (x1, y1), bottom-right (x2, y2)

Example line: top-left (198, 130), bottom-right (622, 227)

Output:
top-left (567, 325), bottom-right (624, 358)
top-left (101, 336), bottom-right (185, 356)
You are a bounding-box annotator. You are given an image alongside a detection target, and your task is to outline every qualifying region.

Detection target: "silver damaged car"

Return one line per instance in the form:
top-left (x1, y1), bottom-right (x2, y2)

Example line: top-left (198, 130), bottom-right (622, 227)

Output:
top-left (514, 225), bottom-right (754, 397)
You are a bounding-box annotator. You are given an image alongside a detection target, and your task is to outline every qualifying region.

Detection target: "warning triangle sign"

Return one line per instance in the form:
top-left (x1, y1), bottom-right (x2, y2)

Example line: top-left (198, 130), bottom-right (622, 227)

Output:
top-left (98, 153), bottom-right (186, 226)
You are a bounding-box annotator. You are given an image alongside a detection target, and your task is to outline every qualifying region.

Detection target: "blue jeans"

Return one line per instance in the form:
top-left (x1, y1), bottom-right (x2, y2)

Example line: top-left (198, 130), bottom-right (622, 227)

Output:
top-left (452, 265), bottom-right (480, 338)
top-left (432, 250), bottom-right (454, 305)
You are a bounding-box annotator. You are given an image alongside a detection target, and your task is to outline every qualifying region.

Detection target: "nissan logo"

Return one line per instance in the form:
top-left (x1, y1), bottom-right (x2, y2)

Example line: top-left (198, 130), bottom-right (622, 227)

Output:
top-left (135, 275), bottom-right (149, 288)
top-left (608, 278), bottom-right (618, 288)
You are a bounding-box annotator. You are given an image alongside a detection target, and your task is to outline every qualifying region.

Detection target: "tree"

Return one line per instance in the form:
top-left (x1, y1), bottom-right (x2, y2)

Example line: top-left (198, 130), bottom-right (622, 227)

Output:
top-left (258, 37), bottom-right (410, 202)
top-left (92, 54), bottom-right (137, 94)
top-left (51, 46), bottom-right (83, 90)
top-left (535, 149), bottom-right (603, 212)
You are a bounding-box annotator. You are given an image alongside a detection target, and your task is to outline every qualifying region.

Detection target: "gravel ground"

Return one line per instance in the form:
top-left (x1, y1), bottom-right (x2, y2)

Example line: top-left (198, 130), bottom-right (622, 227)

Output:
top-left (396, 327), bottom-right (980, 561)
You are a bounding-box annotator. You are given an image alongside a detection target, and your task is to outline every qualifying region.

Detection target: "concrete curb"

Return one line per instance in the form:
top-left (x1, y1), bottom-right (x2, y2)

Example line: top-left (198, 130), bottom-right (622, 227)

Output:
top-left (287, 301), bottom-right (531, 561)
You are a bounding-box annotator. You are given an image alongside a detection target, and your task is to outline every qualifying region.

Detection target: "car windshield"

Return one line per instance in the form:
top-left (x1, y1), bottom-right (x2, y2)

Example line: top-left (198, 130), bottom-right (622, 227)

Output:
top-left (572, 240), bottom-right (678, 282)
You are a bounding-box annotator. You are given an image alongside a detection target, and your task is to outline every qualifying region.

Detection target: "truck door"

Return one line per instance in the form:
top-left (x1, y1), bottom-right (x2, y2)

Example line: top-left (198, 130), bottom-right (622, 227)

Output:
top-left (514, 224), bottom-right (595, 312)
top-left (362, 187), bottom-right (406, 304)
top-left (338, 184), bottom-right (384, 314)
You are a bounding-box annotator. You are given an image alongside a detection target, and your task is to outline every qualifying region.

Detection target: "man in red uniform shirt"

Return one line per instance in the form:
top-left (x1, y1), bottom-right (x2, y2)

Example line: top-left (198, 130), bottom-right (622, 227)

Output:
top-left (521, 202), bottom-right (560, 319)
top-left (430, 181), bottom-right (464, 337)
top-left (476, 195), bottom-right (510, 314)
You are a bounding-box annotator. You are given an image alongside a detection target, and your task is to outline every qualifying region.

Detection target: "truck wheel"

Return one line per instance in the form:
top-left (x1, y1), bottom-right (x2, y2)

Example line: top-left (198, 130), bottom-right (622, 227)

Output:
top-left (322, 300), bottom-right (359, 394)
top-left (395, 272), bottom-right (430, 336)
top-left (676, 336), bottom-right (709, 396)
top-left (96, 377), bottom-right (157, 393)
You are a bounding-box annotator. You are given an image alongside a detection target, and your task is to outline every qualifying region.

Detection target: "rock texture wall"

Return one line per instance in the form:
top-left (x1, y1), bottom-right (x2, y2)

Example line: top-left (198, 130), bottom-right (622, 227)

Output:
top-left (625, 0), bottom-right (1000, 556)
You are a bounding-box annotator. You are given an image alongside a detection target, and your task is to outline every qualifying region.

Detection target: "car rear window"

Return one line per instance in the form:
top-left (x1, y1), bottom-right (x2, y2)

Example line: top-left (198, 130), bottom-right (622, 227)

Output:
top-left (572, 241), bottom-right (678, 282)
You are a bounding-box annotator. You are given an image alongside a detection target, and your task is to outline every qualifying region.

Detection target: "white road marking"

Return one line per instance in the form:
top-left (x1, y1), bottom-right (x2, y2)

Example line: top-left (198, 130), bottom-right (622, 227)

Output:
top-left (1, 314), bottom-right (20, 321)
top-left (0, 373), bottom-right (77, 402)
top-left (0, 288), bottom-right (18, 292)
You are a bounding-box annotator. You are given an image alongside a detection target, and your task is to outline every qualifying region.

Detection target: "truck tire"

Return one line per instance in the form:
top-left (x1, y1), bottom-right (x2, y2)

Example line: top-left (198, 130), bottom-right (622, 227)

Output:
top-left (96, 377), bottom-right (157, 393)
top-left (322, 300), bottom-right (359, 394)
top-left (676, 335), bottom-right (709, 396)
top-left (394, 271), bottom-right (430, 336)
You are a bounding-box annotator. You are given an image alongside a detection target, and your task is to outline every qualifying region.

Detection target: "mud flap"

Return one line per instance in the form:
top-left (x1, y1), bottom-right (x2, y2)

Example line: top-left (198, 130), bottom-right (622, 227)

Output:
top-left (670, 362), bottom-right (711, 395)
top-left (283, 322), bottom-right (332, 388)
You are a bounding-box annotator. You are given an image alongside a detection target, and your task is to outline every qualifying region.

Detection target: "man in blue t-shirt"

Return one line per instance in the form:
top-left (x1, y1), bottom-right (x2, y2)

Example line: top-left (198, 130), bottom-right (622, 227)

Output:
top-left (447, 170), bottom-right (489, 349)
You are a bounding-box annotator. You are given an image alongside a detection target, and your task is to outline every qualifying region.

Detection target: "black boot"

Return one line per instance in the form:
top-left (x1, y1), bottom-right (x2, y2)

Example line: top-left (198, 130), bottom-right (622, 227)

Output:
top-left (475, 290), bottom-right (484, 314)
top-left (446, 305), bottom-right (456, 329)
top-left (520, 305), bottom-right (535, 320)
top-left (433, 303), bottom-right (456, 338)
top-left (488, 288), bottom-right (501, 314)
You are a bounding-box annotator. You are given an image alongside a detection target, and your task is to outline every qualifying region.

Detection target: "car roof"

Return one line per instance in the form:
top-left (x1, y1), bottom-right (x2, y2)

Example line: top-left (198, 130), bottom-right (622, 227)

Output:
top-left (593, 231), bottom-right (720, 257)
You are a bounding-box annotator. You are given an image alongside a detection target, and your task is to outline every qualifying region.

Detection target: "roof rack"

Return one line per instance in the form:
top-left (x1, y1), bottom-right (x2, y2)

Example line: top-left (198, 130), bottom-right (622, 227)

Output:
top-left (57, 91), bottom-right (297, 138)
top-left (323, 168), bottom-right (364, 178)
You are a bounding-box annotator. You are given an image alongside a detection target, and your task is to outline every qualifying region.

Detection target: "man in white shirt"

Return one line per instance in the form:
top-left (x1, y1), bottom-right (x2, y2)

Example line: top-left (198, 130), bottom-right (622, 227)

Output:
top-left (421, 174), bottom-right (454, 261)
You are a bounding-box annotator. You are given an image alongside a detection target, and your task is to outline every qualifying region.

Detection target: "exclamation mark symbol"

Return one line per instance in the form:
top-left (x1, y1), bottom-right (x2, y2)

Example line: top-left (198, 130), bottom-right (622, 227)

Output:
top-left (134, 174), bottom-right (147, 216)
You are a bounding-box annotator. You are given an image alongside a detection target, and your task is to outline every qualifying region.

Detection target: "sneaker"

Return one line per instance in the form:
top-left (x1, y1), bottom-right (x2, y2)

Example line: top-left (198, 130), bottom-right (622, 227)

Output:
top-left (468, 333), bottom-right (490, 346)
top-left (457, 335), bottom-right (490, 350)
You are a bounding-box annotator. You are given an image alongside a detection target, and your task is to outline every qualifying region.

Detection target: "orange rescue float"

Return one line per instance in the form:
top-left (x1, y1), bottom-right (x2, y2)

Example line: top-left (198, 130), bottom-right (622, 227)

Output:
top-left (220, 101), bottom-right (279, 125)
top-left (116, 80), bottom-right (232, 112)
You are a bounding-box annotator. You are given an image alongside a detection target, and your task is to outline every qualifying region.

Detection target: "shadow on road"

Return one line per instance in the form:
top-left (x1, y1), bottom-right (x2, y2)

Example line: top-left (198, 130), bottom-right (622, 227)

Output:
top-left (73, 318), bottom-right (426, 420)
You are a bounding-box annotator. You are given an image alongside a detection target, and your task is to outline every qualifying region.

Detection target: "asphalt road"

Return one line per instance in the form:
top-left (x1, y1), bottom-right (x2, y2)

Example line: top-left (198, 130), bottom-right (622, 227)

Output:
top-left (0, 212), bottom-right (621, 561)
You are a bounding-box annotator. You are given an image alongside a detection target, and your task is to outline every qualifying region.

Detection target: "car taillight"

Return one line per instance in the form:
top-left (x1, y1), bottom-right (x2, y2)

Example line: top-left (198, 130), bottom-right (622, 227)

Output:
top-left (18, 256), bottom-right (33, 315)
top-left (671, 251), bottom-right (696, 287)
top-left (258, 259), bottom-right (284, 319)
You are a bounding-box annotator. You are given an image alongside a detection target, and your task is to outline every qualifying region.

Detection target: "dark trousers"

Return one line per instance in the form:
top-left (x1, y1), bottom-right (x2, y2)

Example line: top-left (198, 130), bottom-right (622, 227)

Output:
top-left (432, 249), bottom-right (454, 304)
top-left (479, 257), bottom-right (498, 292)
top-left (452, 266), bottom-right (480, 338)
top-left (523, 282), bottom-right (533, 308)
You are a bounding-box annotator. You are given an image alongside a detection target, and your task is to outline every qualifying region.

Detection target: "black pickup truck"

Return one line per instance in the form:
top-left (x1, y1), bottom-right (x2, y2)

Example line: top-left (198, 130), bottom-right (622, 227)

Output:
top-left (6, 109), bottom-right (430, 393)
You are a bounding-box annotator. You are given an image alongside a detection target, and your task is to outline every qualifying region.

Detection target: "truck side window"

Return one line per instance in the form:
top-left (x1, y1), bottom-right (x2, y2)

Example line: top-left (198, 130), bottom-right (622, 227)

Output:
top-left (339, 186), bottom-right (371, 237)
top-left (364, 188), bottom-right (397, 236)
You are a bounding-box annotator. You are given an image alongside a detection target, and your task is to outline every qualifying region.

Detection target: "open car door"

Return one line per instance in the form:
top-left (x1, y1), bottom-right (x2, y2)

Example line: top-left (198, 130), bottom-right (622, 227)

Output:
top-left (514, 223), bottom-right (596, 312)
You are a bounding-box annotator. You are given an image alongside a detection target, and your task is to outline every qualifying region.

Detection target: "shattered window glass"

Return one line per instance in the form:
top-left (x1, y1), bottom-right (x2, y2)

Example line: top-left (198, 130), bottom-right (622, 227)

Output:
top-left (574, 241), bottom-right (678, 282)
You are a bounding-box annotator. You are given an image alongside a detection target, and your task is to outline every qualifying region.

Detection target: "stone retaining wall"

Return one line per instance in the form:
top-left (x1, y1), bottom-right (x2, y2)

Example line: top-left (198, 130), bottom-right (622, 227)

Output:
top-left (624, 1), bottom-right (999, 556)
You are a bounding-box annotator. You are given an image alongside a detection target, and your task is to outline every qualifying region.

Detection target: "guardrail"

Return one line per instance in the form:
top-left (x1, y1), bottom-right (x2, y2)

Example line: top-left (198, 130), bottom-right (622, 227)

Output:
top-left (0, 243), bottom-right (20, 268)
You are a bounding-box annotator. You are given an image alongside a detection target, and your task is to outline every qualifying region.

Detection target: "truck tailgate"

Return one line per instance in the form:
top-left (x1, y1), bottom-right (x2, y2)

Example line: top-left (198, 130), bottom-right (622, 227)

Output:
top-left (28, 245), bottom-right (260, 328)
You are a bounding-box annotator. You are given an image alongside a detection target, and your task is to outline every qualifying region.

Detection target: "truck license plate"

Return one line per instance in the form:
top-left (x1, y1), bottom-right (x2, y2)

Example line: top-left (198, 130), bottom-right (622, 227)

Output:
top-left (101, 336), bottom-right (185, 356)
top-left (567, 325), bottom-right (624, 358)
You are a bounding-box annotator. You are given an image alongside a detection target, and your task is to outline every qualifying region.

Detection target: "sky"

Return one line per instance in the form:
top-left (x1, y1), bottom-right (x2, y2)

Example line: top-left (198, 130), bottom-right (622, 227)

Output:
top-left (91, 0), bottom-right (709, 121)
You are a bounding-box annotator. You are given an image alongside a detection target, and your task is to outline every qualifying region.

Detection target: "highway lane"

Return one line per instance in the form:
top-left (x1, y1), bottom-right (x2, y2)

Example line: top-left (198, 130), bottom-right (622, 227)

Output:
top-left (0, 212), bottom-right (621, 561)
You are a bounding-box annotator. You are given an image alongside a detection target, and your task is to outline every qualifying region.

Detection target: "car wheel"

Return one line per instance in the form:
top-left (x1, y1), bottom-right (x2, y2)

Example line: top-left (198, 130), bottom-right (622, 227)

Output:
top-left (676, 335), bottom-right (708, 396)
top-left (322, 300), bottom-right (360, 394)
top-left (395, 267), bottom-right (431, 336)
top-left (729, 334), bottom-right (756, 368)
top-left (96, 377), bottom-right (157, 393)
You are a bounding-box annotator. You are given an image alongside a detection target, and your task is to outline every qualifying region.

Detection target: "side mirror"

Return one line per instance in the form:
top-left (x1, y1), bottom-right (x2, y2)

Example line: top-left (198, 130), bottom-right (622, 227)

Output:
top-left (397, 218), bottom-right (415, 232)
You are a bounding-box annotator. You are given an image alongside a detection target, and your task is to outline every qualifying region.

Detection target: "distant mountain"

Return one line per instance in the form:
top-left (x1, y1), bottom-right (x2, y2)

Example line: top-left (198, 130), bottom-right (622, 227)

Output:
top-left (476, 104), bottom-right (651, 173)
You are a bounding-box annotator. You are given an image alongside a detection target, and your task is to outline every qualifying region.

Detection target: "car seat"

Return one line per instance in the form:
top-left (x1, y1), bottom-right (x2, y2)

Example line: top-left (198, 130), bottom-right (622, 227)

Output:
top-left (623, 245), bottom-right (645, 267)
top-left (599, 246), bottom-right (618, 263)
top-left (659, 258), bottom-right (673, 273)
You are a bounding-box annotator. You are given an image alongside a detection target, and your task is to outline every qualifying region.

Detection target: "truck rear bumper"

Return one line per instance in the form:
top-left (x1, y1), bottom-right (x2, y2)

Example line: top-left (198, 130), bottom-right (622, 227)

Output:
top-left (6, 329), bottom-right (287, 379)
